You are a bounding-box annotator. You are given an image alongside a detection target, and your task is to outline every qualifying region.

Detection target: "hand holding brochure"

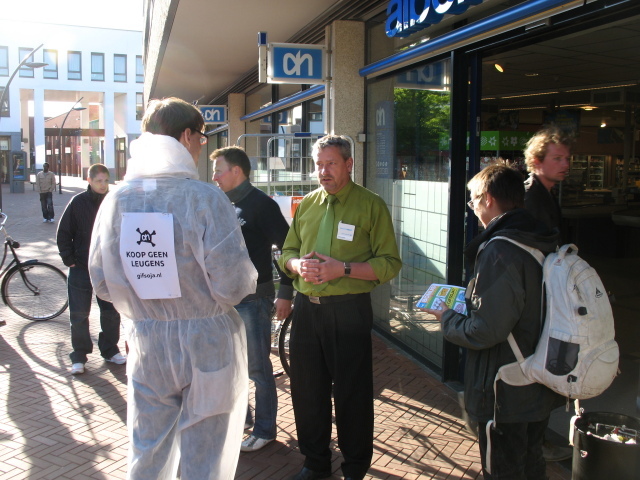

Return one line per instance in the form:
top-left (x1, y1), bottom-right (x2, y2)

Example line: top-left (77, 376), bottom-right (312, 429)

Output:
top-left (416, 284), bottom-right (467, 315)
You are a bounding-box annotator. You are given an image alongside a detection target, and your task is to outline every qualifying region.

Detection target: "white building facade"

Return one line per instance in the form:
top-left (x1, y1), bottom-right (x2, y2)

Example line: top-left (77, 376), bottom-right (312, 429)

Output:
top-left (0, 19), bottom-right (143, 181)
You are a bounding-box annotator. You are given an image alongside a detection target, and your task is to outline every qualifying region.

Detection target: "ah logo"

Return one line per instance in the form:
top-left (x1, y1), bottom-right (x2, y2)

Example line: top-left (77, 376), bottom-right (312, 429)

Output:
top-left (198, 106), bottom-right (226, 124)
top-left (283, 51), bottom-right (314, 76)
top-left (136, 228), bottom-right (157, 247)
top-left (270, 44), bottom-right (324, 83)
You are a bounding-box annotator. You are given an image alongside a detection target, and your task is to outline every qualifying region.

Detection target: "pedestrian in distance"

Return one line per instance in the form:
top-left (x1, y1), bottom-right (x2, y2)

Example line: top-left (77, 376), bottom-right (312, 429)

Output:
top-left (211, 146), bottom-right (293, 452)
top-left (278, 135), bottom-right (401, 480)
top-left (89, 97), bottom-right (257, 480)
top-left (36, 162), bottom-right (56, 223)
top-left (56, 163), bottom-right (125, 375)
top-left (423, 163), bottom-right (563, 479)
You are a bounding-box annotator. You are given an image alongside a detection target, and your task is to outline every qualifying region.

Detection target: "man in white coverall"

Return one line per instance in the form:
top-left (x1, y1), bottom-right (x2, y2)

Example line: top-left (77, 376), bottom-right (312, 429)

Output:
top-left (88, 97), bottom-right (257, 480)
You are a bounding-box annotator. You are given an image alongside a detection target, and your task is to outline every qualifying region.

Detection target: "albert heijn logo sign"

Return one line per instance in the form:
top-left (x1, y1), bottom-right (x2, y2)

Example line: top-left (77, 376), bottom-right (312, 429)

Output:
top-left (386, 0), bottom-right (484, 38)
top-left (198, 105), bottom-right (227, 124)
top-left (268, 43), bottom-right (326, 84)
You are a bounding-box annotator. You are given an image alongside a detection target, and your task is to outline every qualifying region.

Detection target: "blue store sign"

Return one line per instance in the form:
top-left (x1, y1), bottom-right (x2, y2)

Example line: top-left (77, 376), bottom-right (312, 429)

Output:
top-left (199, 105), bottom-right (226, 124)
top-left (269, 43), bottom-right (325, 84)
top-left (386, 0), bottom-right (484, 38)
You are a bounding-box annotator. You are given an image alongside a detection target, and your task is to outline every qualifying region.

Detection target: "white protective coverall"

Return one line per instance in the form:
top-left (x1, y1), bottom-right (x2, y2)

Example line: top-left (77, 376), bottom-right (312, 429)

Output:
top-left (89, 132), bottom-right (257, 480)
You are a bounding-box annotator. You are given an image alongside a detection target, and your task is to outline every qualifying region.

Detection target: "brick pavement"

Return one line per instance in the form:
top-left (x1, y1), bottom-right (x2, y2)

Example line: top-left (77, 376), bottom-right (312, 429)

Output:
top-left (0, 178), bottom-right (572, 479)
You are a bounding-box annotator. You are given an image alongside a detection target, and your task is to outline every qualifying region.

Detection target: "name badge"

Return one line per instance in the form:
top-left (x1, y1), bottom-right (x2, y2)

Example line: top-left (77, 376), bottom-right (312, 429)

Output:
top-left (336, 221), bottom-right (355, 241)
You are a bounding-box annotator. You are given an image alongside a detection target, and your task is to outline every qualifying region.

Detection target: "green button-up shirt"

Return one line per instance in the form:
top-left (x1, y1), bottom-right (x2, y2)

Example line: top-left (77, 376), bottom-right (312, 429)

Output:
top-left (278, 181), bottom-right (401, 296)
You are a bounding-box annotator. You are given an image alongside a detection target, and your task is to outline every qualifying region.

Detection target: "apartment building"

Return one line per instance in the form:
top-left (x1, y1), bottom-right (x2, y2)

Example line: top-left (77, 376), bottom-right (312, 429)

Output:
top-left (0, 19), bottom-right (143, 181)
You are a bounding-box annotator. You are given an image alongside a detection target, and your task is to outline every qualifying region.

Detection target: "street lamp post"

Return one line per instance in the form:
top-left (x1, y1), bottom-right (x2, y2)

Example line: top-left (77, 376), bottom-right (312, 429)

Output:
top-left (0, 43), bottom-right (47, 211)
top-left (58, 97), bottom-right (86, 194)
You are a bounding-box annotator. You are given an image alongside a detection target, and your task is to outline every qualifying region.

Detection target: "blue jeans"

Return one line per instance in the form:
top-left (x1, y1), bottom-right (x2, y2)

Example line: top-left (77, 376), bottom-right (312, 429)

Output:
top-left (68, 266), bottom-right (121, 364)
top-left (39, 192), bottom-right (54, 220)
top-left (235, 295), bottom-right (277, 440)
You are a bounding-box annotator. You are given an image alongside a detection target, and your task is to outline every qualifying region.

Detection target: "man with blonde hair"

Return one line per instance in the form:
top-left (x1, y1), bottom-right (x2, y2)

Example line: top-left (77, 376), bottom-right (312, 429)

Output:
top-left (523, 126), bottom-right (573, 233)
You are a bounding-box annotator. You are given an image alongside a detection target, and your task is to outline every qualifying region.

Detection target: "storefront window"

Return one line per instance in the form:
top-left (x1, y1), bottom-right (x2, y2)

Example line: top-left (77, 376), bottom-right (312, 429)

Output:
top-left (366, 57), bottom-right (451, 370)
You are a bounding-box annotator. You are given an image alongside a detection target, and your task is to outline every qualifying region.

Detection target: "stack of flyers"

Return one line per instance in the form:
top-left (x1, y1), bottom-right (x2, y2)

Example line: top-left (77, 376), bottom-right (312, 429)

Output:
top-left (415, 284), bottom-right (467, 315)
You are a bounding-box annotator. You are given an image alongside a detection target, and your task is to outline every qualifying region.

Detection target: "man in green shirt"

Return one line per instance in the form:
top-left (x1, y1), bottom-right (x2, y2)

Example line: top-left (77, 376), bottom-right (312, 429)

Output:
top-left (279, 135), bottom-right (401, 480)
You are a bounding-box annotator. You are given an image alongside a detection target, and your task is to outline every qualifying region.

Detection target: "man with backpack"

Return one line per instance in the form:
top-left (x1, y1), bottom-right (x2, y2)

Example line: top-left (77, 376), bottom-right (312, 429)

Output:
top-left (423, 163), bottom-right (563, 479)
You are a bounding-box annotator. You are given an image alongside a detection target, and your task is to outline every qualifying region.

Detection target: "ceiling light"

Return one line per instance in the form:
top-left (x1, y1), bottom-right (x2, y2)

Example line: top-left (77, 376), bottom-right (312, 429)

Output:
top-left (600, 121), bottom-right (607, 128)
top-left (494, 63), bottom-right (504, 73)
top-left (524, 73), bottom-right (539, 77)
top-left (582, 106), bottom-right (596, 111)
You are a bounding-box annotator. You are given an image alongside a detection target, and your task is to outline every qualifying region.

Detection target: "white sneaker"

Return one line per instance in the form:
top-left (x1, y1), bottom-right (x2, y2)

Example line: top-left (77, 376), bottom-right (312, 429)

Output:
top-left (70, 363), bottom-right (85, 375)
top-left (106, 352), bottom-right (127, 364)
top-left (42, 218), bottom-right (48, 223)
top-left (49, 218), bottom-right (55, 223)
top-left (240, 435), bottom-right (274, 452)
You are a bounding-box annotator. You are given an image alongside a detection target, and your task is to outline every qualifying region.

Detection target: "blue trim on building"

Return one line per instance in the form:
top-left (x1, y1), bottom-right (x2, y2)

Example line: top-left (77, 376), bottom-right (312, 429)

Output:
top-left (240, 85), bottom-right (324, 122)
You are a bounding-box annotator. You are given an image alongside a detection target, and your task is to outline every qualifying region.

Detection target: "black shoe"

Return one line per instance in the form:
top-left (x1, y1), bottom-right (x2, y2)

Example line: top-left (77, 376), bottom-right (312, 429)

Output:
top-left (289, 467), bottom-right (332, 480)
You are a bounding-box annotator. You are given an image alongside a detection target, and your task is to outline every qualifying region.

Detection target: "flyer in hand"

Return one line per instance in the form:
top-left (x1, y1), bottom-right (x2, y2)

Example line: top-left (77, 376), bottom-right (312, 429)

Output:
top-left (416, 284), bottom-right (467, 314)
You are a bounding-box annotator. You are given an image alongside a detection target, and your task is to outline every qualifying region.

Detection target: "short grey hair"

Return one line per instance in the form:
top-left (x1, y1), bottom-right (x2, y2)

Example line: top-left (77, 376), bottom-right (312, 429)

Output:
top-left (312, 135), bottom-right (351, 161)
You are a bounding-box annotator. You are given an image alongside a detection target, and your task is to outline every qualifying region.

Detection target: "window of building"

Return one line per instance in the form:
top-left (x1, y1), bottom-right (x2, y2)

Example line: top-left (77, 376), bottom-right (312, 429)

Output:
top-left (91, 52), bottom-right (104, 81)
top-left (0, 87), bottom-right (8, 117)
top-left (0, 47), bottom-right (8, 77)
top-left (68, 51), bottom-right (81, 80)
top-left (114, 54), bottom-right (126, 82)
top-left (366, 56), bottom-right (452, 371)
top-left (43, 49), bottom-right (58, 79)
top-left (19, 47), bottom-right (35, 78)
top-left (136, 55), bottom-right (143, 83)
top-left (136, 93), bottom-right (144, 120)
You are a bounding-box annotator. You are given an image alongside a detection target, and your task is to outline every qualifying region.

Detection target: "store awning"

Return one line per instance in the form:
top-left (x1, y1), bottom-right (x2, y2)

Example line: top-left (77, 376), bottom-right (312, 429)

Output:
top-left (240, 85), bottom-right (324, 122)
top-left (204, 124), bottom-right (229, 136)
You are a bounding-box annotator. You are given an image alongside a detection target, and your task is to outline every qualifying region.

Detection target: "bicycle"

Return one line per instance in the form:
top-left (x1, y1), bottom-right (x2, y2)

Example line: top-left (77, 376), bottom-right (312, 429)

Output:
top-left (270, 246), bottom-right (292, 376)
top-left (0, 212), bottom-right (69, 320)
top-left (271, 307), bottom-right (292, 377)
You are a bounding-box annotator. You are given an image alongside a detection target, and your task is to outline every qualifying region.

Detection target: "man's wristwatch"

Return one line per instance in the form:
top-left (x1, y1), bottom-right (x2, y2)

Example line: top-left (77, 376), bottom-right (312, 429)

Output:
top-left (344, 262), bottom-right (351, 277)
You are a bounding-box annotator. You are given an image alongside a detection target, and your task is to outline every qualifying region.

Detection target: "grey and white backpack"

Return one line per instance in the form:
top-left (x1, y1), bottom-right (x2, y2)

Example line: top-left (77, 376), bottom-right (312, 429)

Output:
top-left (482, 238), bottom-right (619, 473)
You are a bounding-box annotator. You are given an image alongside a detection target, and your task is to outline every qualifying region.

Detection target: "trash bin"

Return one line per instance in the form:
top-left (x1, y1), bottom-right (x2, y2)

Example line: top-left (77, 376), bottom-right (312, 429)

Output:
top-left (572, 411), bottom-right (640, 479)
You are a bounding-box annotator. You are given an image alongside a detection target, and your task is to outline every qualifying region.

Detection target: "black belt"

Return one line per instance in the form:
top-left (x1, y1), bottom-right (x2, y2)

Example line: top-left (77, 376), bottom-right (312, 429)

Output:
top-left (302, 292), bottom-right (367, 305)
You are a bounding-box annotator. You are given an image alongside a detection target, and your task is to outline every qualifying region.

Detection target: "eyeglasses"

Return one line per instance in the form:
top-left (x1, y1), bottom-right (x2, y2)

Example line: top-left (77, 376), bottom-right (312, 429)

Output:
top-left (467, 194), bottom-right (483, 210)
top-left (193, 129), bottom-right (208, 145)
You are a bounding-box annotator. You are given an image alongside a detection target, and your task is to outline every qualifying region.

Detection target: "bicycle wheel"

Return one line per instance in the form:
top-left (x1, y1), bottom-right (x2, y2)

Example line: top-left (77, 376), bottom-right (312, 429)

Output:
top-left (3, 262), bottom-right (68, 321)
top-left (278, 313), bottom-right (292, 377)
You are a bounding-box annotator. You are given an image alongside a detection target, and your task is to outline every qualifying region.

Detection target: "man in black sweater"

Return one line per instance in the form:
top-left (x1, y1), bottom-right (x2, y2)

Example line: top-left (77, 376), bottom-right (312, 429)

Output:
top-left (523, 127), bottom-right (574, 461)
top-left (523, 126), bottom-right (573, 240)
top-left (211, 146), bottom-right (293, 452)
top-left (57, 164), bottom-right (125, 375)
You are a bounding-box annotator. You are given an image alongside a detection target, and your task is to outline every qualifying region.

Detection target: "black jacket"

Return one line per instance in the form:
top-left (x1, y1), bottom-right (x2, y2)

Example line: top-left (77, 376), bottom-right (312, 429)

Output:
top-left (228, 182), bottom-right (293, 300)
top-left (57, 186), bottom-right (106, 269)
top-left (442, 208), bottom-right (563, 423)
top-left (524, 173), bottom-right (561, 231)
